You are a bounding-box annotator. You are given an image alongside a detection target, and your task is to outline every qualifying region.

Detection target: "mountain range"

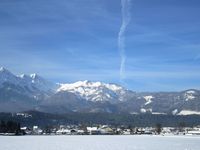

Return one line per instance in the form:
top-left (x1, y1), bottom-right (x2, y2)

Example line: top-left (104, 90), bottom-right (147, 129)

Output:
top-left (0, 67), bottom-right (200, 115)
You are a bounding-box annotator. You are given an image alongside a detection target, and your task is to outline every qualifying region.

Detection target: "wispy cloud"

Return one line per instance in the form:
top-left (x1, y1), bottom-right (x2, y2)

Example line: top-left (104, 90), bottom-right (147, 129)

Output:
top-left (118, 0), bottom-right (132, 81)
top-left (0, 0), bottom-right (200, 91)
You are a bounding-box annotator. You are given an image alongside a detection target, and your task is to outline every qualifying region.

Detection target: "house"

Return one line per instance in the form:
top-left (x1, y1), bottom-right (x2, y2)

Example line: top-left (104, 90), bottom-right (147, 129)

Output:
top-left (33, 126), bottom-right (43, 135)
top-left (56, 129), bottom-right (71, 135)
top-left (122, 129), bottom-right (131, 135)
top-left (77, 130), bottom-right (85, 135)
top-left (186, 128), bottom-right (200, 135)
top-left (20, 127), bottom-right (31, 135)
top-left (99, 126), bottom-right (113, 135)
top-left (70, 129), bottom-right (77, 135)
top-left (135, 128), bottom-right (145, 134)
top-left (86, 127), bottom-right (99, 135)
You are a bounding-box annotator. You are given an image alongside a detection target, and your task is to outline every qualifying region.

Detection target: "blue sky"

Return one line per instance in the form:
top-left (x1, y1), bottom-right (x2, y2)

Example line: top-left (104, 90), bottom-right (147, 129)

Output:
top-left (0, 0), bottom-right (200, 91)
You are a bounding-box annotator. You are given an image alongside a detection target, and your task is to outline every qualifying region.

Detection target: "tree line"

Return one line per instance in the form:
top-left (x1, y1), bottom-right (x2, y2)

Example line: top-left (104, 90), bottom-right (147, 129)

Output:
top-left (0, 120), bottom-right (23, 135)
top-left (1, 111), bottom-right (200, 128)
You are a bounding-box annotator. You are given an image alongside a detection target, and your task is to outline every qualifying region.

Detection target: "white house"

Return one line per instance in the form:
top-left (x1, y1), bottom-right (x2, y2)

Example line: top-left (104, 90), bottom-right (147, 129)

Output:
top-left (33, 126), bottom-right (43, 135)
top-left (186, 128), bottom-right (200, 135)
top-left (86, 127), bottom-right (99, 135)
top-left (56, 129), bottom-right (71, 135)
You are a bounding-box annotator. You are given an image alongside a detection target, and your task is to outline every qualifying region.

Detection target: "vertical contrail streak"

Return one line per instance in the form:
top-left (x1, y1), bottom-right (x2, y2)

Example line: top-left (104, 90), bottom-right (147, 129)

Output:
top-left (118, 0), bottom-right (131, 81)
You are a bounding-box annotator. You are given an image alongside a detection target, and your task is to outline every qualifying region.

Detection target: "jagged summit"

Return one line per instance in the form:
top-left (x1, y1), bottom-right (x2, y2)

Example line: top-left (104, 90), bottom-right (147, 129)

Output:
top-left (0, 67), bottom-right (19, 85)
top-left (58, 80), bottom-right (128, 102)
top-left (0, 67), bottom-right (200, 115)
top-left (0, 67), bottom-right (6, 71)
top-left (19, 74), bottom-right (32, 79)
top-left (0, 67), bottom-right (57, 93)
top-left (59, 80), bottom-right (125, 90)
top-left (0, 67), bottom-right (12, 74)
top-left (30, 73), bottom-right (39, 79)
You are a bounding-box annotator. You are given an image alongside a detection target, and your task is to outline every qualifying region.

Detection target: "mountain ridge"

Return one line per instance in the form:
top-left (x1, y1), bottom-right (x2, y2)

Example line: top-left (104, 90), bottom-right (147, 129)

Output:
top-left (0, 67), bottom-right (200, 115)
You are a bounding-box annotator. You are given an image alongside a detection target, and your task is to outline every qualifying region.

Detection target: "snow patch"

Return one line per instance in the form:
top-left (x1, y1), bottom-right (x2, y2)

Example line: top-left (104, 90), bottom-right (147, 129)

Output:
top-left (143, 96), bottom-right (154, 105)
top-left (184, 92), bottom-right (195, 101)
top-left (130, 112), bottom-right (139, 115)
top-left (172, 109), bottom-right (178, 115)
top-left (178, 110), bottom-right (200, 115)
top-left (152, 112), bottom-right (167, 115)
top-left (58, 81), bottom-right (127, 102)
top-left (186, 90), bottom-right (196, 94)
top-left (140, 108), bottom-right (146, 113)
top-left (140, 108), bottom-right (152, 113)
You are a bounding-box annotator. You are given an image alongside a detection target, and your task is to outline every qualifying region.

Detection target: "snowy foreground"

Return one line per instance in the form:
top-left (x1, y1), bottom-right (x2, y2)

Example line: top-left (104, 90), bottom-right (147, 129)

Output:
top-left (0, 135), bottom-right (200, 150)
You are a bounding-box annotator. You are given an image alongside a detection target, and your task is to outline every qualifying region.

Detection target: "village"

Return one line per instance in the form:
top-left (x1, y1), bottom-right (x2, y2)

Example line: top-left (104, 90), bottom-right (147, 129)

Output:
top-left (19, 124), bottom-right (200, 136)
top-left (1, 113), bottom-right (200, 136)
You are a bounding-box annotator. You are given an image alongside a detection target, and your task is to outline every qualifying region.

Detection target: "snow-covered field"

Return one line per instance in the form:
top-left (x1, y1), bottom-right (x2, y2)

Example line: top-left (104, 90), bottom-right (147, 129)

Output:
top-left (0, 135), bottom-right (200, 150)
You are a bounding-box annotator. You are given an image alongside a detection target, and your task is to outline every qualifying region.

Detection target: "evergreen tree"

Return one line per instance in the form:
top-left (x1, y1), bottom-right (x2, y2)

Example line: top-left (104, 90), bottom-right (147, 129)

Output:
top-left (155, 123), bottom-right (162, 134)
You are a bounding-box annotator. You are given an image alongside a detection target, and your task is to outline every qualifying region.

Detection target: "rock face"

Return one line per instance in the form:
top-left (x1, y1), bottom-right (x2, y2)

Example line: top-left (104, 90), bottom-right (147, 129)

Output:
top-left (0, 67), bottom-right (200, 115)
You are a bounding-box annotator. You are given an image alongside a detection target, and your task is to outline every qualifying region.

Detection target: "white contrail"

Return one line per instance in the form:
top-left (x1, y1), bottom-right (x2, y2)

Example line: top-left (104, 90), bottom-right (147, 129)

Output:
top-left (118, 0), bottom-right (132, 81)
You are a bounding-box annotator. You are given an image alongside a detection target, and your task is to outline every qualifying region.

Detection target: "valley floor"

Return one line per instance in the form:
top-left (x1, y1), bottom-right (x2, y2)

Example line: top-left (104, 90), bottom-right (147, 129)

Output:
top-left (0, 135), bottom-right (200, 150)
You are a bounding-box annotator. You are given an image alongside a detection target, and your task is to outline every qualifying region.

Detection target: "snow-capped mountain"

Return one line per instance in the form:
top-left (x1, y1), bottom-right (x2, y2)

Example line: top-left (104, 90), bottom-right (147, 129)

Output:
top-left (58, 80), bottom-right (129, 103)
top-left (0, 67), bottom-right (57, 94)
top-left (0, 67), bottom-right (20, 85)
top-left (136, 89), bottom-right (200, 115)
top-left (22, 73), bottom-right (58, 93)
top-left (184, 90), bottom-right (197, 101)
top-left (0, 67), bottom-right (200, 115)
top-left (0, 67), bottom-right (59, 112)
